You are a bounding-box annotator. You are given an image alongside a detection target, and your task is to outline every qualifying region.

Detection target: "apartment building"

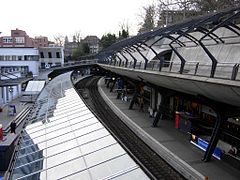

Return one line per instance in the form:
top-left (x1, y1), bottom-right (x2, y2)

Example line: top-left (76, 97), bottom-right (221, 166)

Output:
top-left (0, 29), bottom-right (49, 48)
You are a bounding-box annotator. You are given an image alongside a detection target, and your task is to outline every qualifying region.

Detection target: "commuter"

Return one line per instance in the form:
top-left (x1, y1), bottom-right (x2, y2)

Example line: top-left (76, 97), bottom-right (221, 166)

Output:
top-left (10, 120), bottom-right (17, 134)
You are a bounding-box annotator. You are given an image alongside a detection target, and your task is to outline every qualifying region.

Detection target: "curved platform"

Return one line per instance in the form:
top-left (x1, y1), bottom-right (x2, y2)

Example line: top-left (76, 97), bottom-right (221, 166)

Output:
top-left (98, 77), bottom-right (240, 180)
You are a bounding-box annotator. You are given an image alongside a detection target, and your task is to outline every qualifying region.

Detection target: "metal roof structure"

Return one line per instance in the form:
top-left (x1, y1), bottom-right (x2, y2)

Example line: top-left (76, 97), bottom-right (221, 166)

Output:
top-left (98, 7), bottom-right (240, 77)
top-left (9, 72), bottom-right (149, 180)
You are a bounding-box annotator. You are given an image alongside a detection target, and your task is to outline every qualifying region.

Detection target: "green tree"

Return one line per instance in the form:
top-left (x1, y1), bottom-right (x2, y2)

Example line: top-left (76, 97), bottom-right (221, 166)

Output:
top-left (138, 4), bottom-right (157, 33)
top-left (118, 22), bottom-right (130, 40)
top-left (72, 43), bottom-right (90, 59)
top-left (100, 33), bottom-right (117, 49)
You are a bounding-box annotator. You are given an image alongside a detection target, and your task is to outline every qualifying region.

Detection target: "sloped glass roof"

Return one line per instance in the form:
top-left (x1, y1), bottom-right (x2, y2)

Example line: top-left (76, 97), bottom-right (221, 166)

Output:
top-left (10, 72), bottom-right (149, 180)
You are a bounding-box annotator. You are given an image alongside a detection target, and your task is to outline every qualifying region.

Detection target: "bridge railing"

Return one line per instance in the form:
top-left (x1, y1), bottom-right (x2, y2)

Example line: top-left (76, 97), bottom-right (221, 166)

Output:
top-left (63, 59), bottom-right (98, 67)
top-left (101, 60), bottom-right (240, 81)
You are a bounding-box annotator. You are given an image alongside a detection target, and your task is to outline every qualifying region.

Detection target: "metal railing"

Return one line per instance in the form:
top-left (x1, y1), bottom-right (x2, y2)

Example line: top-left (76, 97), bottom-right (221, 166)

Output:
top-left (101, 60), bottom-right (240, 81)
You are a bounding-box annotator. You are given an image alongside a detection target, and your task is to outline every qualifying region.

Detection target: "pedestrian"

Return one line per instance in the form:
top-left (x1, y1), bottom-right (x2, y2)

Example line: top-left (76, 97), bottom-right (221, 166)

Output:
top-left (10, 120), bottom-right (16, 134)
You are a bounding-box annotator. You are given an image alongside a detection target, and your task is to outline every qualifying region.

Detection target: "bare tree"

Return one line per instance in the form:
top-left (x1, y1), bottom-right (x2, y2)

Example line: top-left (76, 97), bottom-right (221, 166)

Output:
top-left (73, 30), bottom-right (82, 47)
top-left (192, 0), bottom-right (240, 13)
top-left (54, 34), bottom-right (65, 46)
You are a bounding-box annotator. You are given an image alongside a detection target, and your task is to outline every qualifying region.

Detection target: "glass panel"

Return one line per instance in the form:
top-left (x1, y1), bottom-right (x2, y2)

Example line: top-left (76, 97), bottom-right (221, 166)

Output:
top-left (88, 155), bottom-right (135, 180)
top-left (67, 112), bottom-right (93, 122)
top-left (84, 144), bottom-right (126, 167)
top-left (74, 123), bottom-right (103, 137)
top-left (47, 138), bottom-right (78, 157)
top-left (46, 147), bottom-right (82, 168)
top-left (70, 118), bottom-right (99, 131)
top-left (47, 132), bottom-right (75, 147)
top-left (44, 126), bottom-right (73, 142)
top-left (14, 159), bottom-right (45, 175)
top-left (81, 135), bottom-right (116, 155)
top-left (59, 170), bottom-right (91, 180)
top-left (22, 128), bottom-right (46, 140)
top-left (15, 149), bottom-right (45, 168)
top-left (45, 121), bottom-right (69, 133)
top-left (46, 157), bottom-right (86, 179)
top-left (76, 128), bottom-right (109, 145)
top-left (47, 116), bottom-right (68, 126)
top-left (114, 168), bottom-right (150, 180)
top-left (20, 141), bottom-right (46, 154)
top-left (12, 169), bottom-right (46, 180)
top-left (24, 122), bottom-right (45, 133)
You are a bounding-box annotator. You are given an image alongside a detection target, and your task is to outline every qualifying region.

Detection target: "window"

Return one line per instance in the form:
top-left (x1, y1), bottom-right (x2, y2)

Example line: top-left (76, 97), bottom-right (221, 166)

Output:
top-left (40, 52), bottom-right (44, 58)
top-left (48, 52), bottom-right (52, 58)
top-left (15, 37), bottom-right (25, 44)
top-left (5, 56), bottom-right (11, 60)
top-left (3, 37), bottom-right (13, 43)
top-left (12, 56), bottom-right (16, 60)
top-left (18, 56), bottom-right (22, 60)
top-left (56, 52), bottom-right (60, 58)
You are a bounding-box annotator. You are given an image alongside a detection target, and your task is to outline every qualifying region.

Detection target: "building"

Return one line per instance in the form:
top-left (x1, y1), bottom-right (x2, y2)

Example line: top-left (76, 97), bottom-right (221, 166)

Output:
top-left (0, 47), bottom-right (39, 76)
top-left (0, 29), bottom-right (50, 48)
top-left (64, 38), bottom-right (78, 60)
top-left (39, 46), bottom-right (64, 68)
top-left (0, 47), bottom-right (39, 105)
top-left (81, 35), bottom-right (100, 54)
top-left (34, 36), bottom-right (49, 48)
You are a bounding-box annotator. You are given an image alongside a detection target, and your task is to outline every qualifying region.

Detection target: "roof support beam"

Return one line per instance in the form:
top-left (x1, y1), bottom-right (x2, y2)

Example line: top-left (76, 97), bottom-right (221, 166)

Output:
top-left (132, 45), bottom-right (149, 70)
top-left (143, 43), bottom-right (164, 71)
top-left (199, 10), bottom-right (240, 78)
top-left (169, 44), bottom-right (186, 74)
top-left (115, 54), bottom-right (123, 67)
top-left (124, 49), bottom-right (138, 69)
top-left (119, 52), bottom-right (129, 68)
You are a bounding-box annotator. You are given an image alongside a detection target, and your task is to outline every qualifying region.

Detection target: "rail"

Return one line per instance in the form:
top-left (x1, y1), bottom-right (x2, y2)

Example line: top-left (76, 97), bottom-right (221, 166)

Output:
top-left (101, 60), bottom-right (240, 81)
top-left (3, 106), bottom-right (32, 135)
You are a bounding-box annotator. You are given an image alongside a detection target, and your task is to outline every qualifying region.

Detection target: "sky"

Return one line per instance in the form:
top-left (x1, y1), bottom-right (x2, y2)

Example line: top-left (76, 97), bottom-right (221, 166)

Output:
top-left (1, 0), bottom-right (157, 41)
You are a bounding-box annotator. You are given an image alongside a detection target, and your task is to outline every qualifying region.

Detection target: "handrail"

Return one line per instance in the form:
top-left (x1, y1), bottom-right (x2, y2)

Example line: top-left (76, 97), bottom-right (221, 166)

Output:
top-left (101, 60), bottom-right (240, 81)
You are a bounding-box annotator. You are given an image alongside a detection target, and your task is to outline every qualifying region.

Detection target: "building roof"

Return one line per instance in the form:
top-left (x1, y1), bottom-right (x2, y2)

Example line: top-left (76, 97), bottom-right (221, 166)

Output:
top-left (9, 72), bottom-right (149, 180)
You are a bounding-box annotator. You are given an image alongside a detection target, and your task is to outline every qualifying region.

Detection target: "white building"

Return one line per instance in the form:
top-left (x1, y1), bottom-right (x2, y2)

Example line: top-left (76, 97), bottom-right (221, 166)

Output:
top-left (39, 46), bottom-right (64, 68)
top-left (0, 47), bottom-right (39, 106)
top-left (0, 47), bottom-right (39, 76)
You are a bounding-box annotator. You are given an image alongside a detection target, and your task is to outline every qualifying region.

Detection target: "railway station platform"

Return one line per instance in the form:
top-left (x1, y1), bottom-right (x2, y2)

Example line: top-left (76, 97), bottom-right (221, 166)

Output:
top-left (98, 77), bottom-right (240, 180)
top-left (0, 97), bottom-right (31, 177)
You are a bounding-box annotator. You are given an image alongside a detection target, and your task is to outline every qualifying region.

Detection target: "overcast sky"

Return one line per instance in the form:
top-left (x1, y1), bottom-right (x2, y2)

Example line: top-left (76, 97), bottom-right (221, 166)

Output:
top-left (1, 0), bottom-right (157, 41)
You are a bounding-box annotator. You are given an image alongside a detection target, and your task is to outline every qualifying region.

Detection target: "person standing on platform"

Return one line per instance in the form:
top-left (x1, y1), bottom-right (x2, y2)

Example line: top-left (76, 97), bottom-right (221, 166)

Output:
top-left (10, 120), bottom-right (16, 134)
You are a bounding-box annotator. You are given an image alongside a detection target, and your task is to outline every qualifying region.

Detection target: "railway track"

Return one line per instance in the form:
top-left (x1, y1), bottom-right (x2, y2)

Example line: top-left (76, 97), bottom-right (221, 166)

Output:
top-left (75, 76), bottom-right (185, 180)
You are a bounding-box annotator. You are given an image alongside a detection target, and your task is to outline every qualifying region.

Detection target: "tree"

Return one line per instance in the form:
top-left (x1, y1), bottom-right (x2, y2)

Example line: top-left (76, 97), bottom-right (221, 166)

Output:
top-left (192, 0), bottom-right (240, 13)
top-left (100, 33), bottom-right (117, 49)
top-left (54, 34), bottom-right (65, 46)
top-left (72, 43), bottom-right (90, 59)
top-left (73, 30), bottom-right (82, 47)
top-left (64, 36), bottom-right (69, 44)
top-left (118, 22), bottom-right (130, 40)
top-left (138, 4), bottom-right (157, 33)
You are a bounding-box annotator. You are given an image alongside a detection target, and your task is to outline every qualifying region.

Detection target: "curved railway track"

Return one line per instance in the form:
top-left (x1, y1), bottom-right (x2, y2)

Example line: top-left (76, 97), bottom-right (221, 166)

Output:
top-left (75, 76), bottom-right (185, 180)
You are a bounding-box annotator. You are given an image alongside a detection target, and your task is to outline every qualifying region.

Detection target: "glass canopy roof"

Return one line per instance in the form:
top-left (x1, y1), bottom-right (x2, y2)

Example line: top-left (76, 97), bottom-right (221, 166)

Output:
top-left (10, 72), bottom-right (149, 180)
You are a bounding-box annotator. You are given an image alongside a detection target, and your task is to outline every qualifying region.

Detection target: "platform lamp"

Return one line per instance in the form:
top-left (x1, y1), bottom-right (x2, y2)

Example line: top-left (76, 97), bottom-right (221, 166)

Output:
top-left (9, 86), bottom-right (13, 101)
